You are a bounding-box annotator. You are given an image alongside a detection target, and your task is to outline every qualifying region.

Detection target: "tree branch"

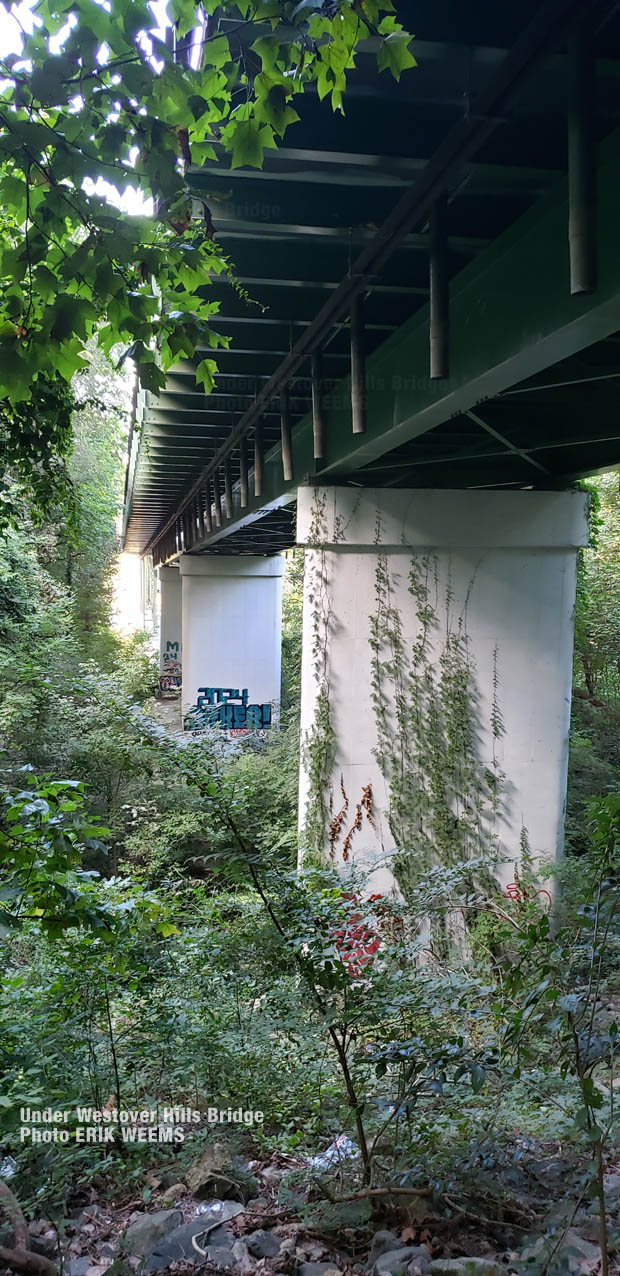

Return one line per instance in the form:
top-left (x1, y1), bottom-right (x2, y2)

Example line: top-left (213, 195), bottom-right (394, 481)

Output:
top-left (0, 1180), bottom-right (57, 1276)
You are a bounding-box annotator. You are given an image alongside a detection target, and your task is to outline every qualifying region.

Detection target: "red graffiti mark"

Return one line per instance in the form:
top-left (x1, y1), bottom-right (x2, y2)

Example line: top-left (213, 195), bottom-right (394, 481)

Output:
top-left (332, 892), bottom-right (403, 978)
top-left (502, 881), bottom-right (552, 909)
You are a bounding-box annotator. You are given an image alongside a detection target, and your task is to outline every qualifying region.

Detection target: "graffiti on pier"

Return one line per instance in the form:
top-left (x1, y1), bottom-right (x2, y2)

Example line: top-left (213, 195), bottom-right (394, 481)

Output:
top-left (184, 686), bottom-right (272, 734)
top-left (160, 640), bottom-right (182, 692)
top-left (162, 640), bottom-right (181, 675)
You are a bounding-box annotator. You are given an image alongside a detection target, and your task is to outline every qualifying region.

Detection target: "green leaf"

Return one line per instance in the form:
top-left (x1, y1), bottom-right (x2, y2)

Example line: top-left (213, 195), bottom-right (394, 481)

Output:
top-left (227, 117), bottom-right (275, 169)
top-left (376, 32), bottom-right (416, 81)
top-left (136, 361), bottom-right (166, 393)
top-left (470, 1064), bottom-right (485, 1093)
top-left (195, 357), bottom-right (218, 393)
top-left (49, 297), bottom-right (96, 343)
top-left (30, 65), bottom-right (70, 105)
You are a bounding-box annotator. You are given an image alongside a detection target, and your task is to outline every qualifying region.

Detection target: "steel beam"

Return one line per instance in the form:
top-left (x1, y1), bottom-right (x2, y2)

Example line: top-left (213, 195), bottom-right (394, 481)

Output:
top-left (315, 126), bottom-right (620, 476)
top-left (141, 0), bottom-right (612, 560)
top-left (568, 21), bottom-right (597, 295)
top-left (166, 125), bottom-right (620, 549)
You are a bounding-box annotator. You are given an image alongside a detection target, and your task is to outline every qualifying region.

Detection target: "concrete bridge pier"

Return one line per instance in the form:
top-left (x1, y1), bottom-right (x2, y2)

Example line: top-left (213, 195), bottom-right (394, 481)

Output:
top-left (157, 565), bottom-right (183, 691)
top-left (179, 555), bottom-right (284, 732)
top-left (297, 487), bottom-right (589, 892)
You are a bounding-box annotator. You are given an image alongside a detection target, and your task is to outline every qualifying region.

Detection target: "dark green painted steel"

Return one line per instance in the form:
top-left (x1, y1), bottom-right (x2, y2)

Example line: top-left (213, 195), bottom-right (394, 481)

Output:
top-left (123, 0), bottom-right (620, 559)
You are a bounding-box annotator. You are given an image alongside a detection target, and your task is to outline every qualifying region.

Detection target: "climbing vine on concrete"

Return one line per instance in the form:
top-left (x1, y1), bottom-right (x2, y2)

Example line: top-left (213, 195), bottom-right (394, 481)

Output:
top-left (300, 490), bottom-right (335, 863)
top-left (301, 490), bottom-right (375, 865)
top-left (369, 542), bottom-right (504, 902)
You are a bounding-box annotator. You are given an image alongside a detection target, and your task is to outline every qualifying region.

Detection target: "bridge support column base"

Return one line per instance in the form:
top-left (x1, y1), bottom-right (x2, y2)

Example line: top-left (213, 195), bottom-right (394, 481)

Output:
top-left (180, 555), bottom-right (283, 733)
top-left (297, 487), bottom-right (589, 894)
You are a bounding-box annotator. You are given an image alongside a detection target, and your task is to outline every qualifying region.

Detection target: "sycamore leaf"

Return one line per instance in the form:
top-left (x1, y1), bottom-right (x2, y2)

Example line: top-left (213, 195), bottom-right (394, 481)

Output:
top-left (29, 65), bottom-right (69, 105)
top-left (136, 361), bottom-right (166, 393)
top-left (229, 118), bottom-right (275, 169)
top-left (251, 35), bottom-right (282, 70)
top-left (49, 297), bottom-right (96, 342)
top-left (196, 357), bottom-right (218, 392)
top-left (157, 921), bottom-right (180, 937)
top-left (377, 31), bottom-right (416, 80)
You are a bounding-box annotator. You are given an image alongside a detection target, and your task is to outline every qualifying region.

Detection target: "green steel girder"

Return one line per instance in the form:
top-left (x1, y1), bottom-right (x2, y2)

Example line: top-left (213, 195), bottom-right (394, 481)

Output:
top-left (317, 127), bottom-right (620, 476)
top-left (123, 0), bottom-right (620, 559)
top-left (187, 125), bottom-right (620, 551)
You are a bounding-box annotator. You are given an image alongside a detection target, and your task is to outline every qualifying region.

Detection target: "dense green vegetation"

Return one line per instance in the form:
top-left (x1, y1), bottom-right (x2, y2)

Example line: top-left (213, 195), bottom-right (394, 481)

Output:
top-left (2, 354), bottom-right (620, 1276)
top-left (568, 475), bottom-right (620, 853)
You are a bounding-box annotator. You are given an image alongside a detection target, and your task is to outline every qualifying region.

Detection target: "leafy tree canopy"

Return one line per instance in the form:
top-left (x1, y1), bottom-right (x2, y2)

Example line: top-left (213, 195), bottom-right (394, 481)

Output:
top-left (0, 0), bottom-right (414, 442)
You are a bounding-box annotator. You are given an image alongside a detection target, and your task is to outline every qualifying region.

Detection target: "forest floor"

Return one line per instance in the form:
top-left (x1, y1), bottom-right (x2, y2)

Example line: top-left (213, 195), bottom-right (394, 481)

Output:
top-left (5, 1132), bottom-right (619, 1276)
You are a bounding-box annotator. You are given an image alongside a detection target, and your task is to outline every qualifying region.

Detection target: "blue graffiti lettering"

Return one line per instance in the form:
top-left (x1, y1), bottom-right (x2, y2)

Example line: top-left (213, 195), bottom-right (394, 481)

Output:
top-left (184, 687), bottom-right (272, 732)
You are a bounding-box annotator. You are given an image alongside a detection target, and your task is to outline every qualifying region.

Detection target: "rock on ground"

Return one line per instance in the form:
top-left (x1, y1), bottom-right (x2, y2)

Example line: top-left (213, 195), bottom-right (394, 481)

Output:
top-left (123, 1209), bottom-right (183, 1256)
top-left (142, 1217), bottom-right (233, 1272)
top-left (519, 1230), bottom-right (601, 1272)
top-left (368, 1233), bottom-right (402, 1268)
top-left (65, 1259), bottom-right (94, 1276)
top-left (203, 1246), bottom-right (237, 1268)
top-left (160, 1183), bottom-right (186, 1205)
top-left (246, 1228), bottom-right (282, 1258)
top-left (375, 1247), bottom-right (431, 1276)
top-left (231, 1239), bottom-right (255, 1273)
top-left (185, 1147), bottom-right (258, 1201)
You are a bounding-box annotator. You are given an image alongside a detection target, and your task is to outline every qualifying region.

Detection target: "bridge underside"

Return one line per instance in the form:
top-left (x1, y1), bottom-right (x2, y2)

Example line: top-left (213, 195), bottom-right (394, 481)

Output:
top-left (123, 0), bottom-right (620, 562)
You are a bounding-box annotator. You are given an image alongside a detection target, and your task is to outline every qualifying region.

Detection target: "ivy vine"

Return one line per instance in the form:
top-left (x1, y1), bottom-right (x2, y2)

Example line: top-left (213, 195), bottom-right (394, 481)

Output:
top-left (369, 542), bottom-right (505, 905)
top-left (300, 490), bottom-right (335, 864)
top-left (300, 494), bottom-right (505, 898)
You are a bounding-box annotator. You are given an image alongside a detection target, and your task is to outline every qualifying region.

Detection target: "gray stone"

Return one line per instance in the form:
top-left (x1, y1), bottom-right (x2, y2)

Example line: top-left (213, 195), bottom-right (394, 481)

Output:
top-left (99, 1244), bottom-right (119, 1260)
top-left (576, 1212), bottom-right (606, 1239)
top-left (231, 1239), bottom-right (255, 1273)
top-left (66, 1259), bottom-right (92, 1276)
top-left (376, 1248), bottom-right (430, 1276)
top-left (30, 1236), bottom-right (58, 1260)
top-left (205, 1247), bottom-right (237, 1269)
top-left (143, 1218), bottom-right (233, 1272)
top-left (160, 1183), bottom-right (186, 1204)
top-left (407, 1254), bottom-right (432, 1276)
top-left (246, 1229), bottom-right (282, 1259)
top-left (520, 1231), bottom-right (600, 1271)
top-left (186, 1148), bottom-right (258, 1202)
top-left (559, 1231), bottom-right (600, 1263)
top-left (124, 1209), bottom-right (183, 1257)
top-left (430, 1260), bottom-right (505, 1276)
top-left (161, 1171), bottom-right (185, 1190)
top-left (602, 1188), bottom-right (620, 1216)
top-left (368, 1233), bottom-right (401, 1269)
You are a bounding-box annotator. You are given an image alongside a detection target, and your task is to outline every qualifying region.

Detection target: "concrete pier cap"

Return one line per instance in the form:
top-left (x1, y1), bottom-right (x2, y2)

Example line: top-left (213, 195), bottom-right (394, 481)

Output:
top-left (296, 486), bottom-right (589, 895)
